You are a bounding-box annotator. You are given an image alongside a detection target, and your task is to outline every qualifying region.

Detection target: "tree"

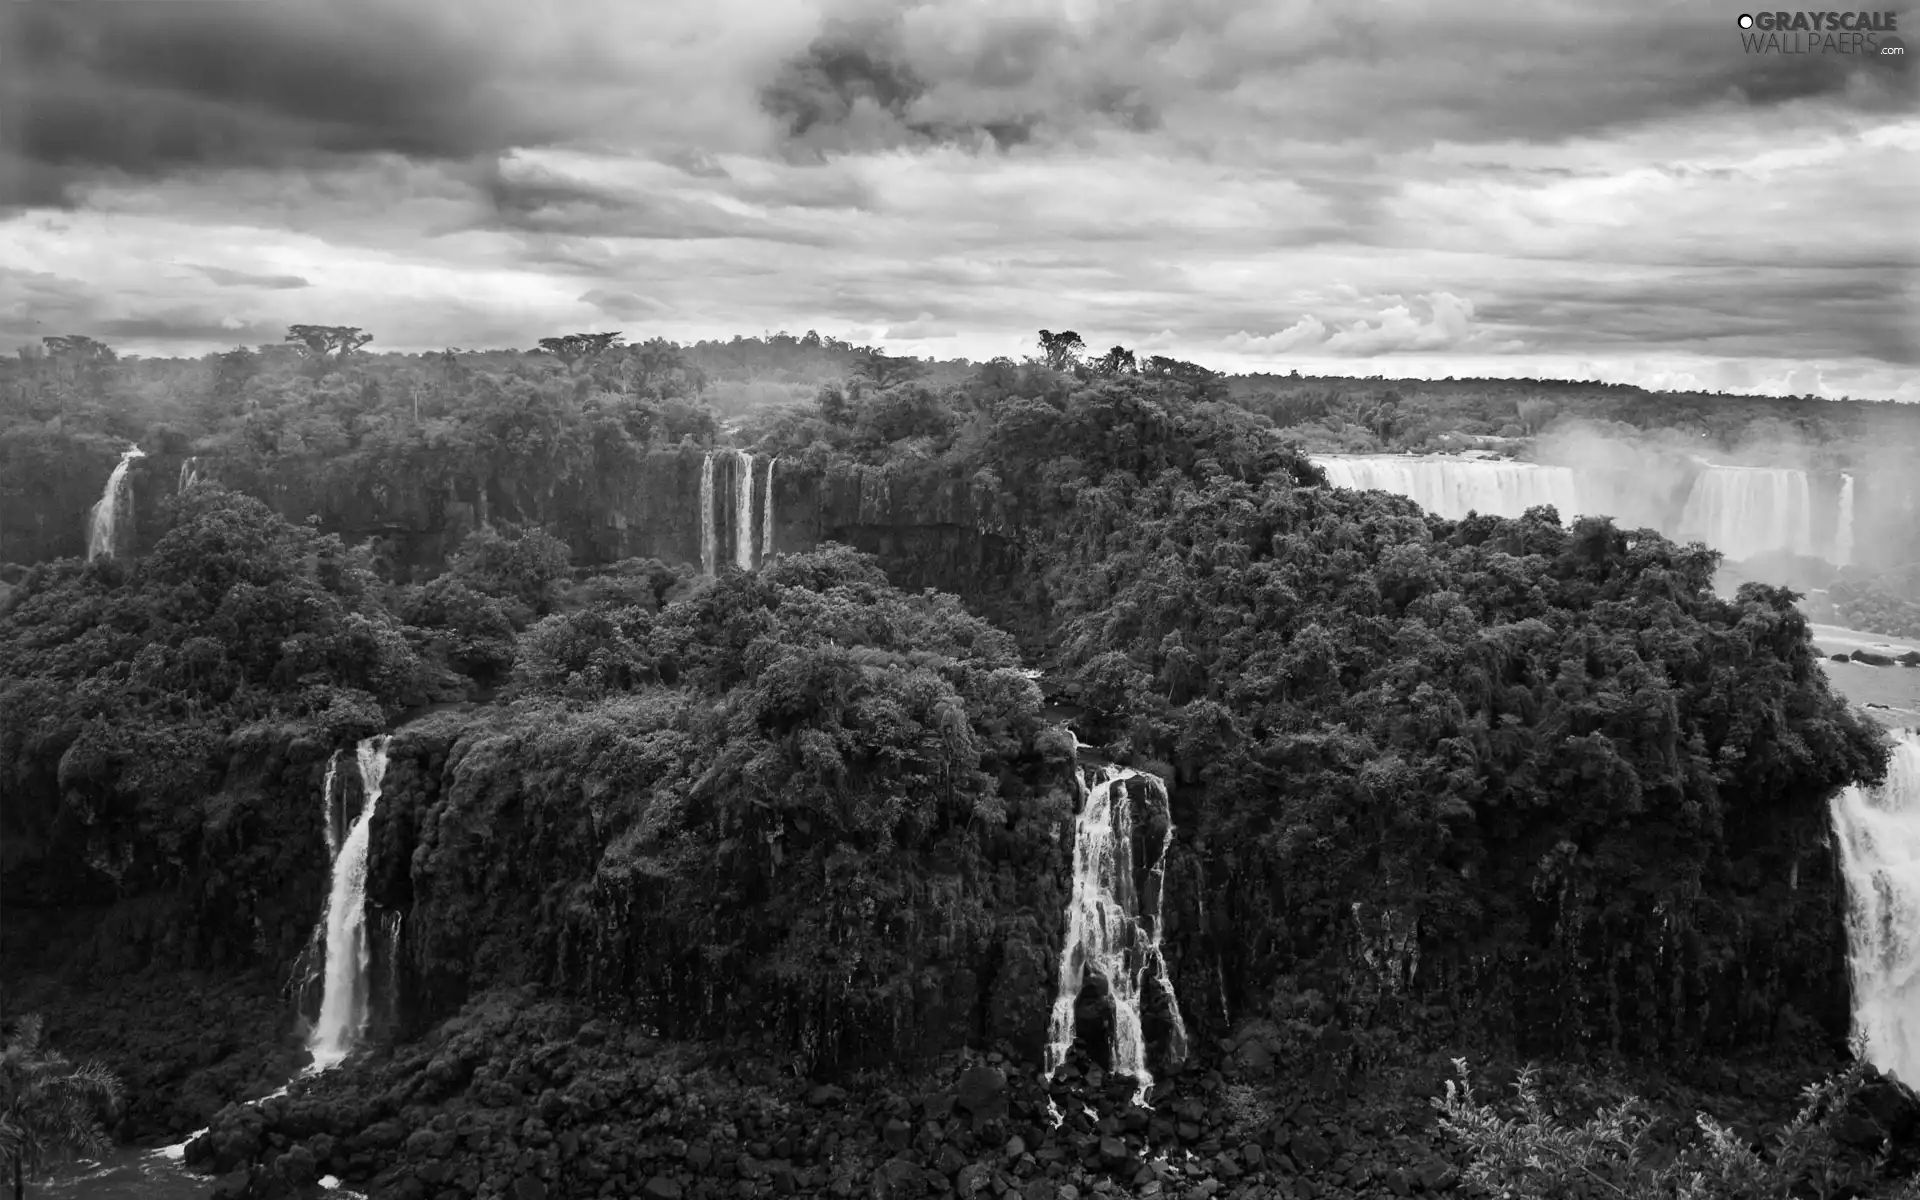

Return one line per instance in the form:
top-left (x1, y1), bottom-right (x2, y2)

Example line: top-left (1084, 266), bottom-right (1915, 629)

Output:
top-left (1141, 355), bottom-right (1228, 402)
top-left (212, 346), bottom-right (259, 404)
top-left (850, 347), bottom-right (922, 389)
top-left (1094, 345), bottom-right (1137, 377)
top-left (0, 1014), bottom-right (124, 1200)
top-left (630, 338), bottom-right (704, 398)
top-left (40, 335), bottom-right (115, 374)
top-left (1516, 396), bottom-right (1557, 436)
top-left (1037, 329), bottom-right (1085, 372)
top-left (536, 332), bottom-right (625, 373)
top-left (284, 325), bottom-right (373, 365)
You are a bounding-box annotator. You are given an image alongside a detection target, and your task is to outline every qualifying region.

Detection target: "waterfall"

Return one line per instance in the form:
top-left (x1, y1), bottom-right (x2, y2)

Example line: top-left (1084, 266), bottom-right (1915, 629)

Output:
top-left (1836, 473), bottom-right (1856, 568)
top-left (379, 909), bottom-right (404, 1032)
top-left (308, 735), bottom-right (392, 1072)
top-left (1314, 454), bottom-right (1849, 566)
top-left (699, 453), bottom-right (717, 578)
top-left (86, 446), bottom-right (146, 560)
top-left (321, 750), bottom-right (341, 860)
top-left (177, 456), bottom-right (201, 491)
top-left (1676, 465), bottom-right (1817, 562)
top-left (1044, 749), bottom-right (1189, 1107)
top-left (734, 449), bottom-right (756, 572)
top-left (291, 753), bottom-right (344, 1022)
top-left (1312, 455), bottom-right (1585, 522)
top-left (1833, 729), bottom-right (1920, 1088)
top-left (762, 456), bottom-right (778, 561)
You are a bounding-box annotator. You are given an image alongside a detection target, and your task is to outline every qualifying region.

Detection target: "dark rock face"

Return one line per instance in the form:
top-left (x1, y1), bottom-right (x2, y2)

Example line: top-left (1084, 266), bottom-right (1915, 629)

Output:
top-left (359, 727), bottom-right (1082, 1070)
top-left (3, 440), bottom-right (1019, 590)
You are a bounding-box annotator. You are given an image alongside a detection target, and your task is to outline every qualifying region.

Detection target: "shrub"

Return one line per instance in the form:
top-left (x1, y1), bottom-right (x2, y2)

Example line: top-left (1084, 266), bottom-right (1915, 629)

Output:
top-left (1433, 1045), bottom-right (1919, 1199)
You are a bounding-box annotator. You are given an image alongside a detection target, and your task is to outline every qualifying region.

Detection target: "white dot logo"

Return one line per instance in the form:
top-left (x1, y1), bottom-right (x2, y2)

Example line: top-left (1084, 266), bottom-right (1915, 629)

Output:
top-left (1737, 13), bottom-right (1754, 27)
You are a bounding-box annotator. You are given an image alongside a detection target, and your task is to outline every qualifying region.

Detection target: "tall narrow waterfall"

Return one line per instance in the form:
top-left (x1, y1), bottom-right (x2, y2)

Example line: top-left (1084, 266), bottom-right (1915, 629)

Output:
top-left (309, 735), bottom-right (392, 1072)
top-left (699, 453), bottom-right (717, 578)
top-left (1676, 465), bottom-right (1816, 562)
top-left (178, 456), bottom-right (201, 491)
top-left (1833, 729), bottom-right (1920, 1087)
top-left (1045, 745), bottom-right (1189, 1107)
top-left (321, 751), bottom-right (341, 860)
top-left (1836, 473), bottom-right (1856, 568)
top-left (1313, 456), bottom-right (1585, 522)
top-left (734, 449), bottom-right (756, 571)
top-left (86, 446), bottom-right (146, 560)
top-left (762, 456), bottom-right (778, 561)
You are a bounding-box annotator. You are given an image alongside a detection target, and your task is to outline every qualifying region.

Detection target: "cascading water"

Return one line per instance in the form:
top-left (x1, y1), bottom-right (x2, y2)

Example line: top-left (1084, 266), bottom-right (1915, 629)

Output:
top-left (734, 449), bottom-right (756, 571)
top-left (321, 750), bottom-right (341, 860)
top-left (1836, 473), bottom-right (1856, 568)
top-left (1313, 455), bottom-right (1585, 522)
top-left (762, 456), bottom-right (778, 561)
top-left (1832, 729), bottom-right (1920, 1087)
top-left (380, 910), bottom-right (404, 1028)
top-left (308, 735), bottom-right (392, 1072)
top-left (1676, 464), bottom-right (1817, 562)
top-left (1044, 737), bottom-right (1189, 1107)
top-left (699, 453), bottom-right (717, 578)
top-left (291, 753), bottom-right (344, 1021)
top-left (86, 446), bottom-right (145, 560)
top-left (1314, 453), bottom-right (1852, 566)
top-left (177, 456), bottom-right (201, 491)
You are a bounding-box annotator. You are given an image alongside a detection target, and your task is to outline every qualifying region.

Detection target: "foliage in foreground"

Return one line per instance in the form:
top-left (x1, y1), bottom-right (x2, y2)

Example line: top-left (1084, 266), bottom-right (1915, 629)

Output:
top-left (0, 1013), bottom-right (124, 1197)
top-left (1434, 1046), bottom-right (1920, 1200)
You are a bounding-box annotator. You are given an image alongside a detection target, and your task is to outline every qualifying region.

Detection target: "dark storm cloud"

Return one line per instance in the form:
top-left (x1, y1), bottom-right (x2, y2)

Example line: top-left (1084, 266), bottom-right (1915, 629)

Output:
top-left (1146, 3), bottom-right (1914, 145)
top-left (752, 1), bottom-right (1910, 159)
top-left (761, 19), bottom-right (928, 140)
top-left (192, 264), bottom-right (311, 289)
top-left (758, 17), bottom-right (1048, 155)
top-left (0, 0), bottom-right (544, 208)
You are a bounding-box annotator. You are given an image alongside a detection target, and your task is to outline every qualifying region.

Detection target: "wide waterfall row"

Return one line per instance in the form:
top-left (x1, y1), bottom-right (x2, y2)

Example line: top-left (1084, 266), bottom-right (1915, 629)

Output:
top-left (1833, 729), bottom-right (1920, 1088)
top-left (1045, 737), bottom-right (1188, 1107)
top-left (1314, 456), bottom-right (1584, 523)
top-left (86, 445), bottom-right (145, 561)
top-left (1313, 455), bottom-right (1855, 567)
top-left (1677, 465), bottom-right (1816, 562)
top-left (699, 449), bottom-right (778, 578)
top-left (308, 735), bottom-right (394, 1073)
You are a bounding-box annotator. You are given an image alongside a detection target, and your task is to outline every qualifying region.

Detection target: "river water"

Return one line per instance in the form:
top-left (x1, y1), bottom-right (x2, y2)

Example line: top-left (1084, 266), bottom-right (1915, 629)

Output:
top-left (29, 1149), bottom-right (212, 1199)
top-left (29, 1147), bottom-right (365, 1199)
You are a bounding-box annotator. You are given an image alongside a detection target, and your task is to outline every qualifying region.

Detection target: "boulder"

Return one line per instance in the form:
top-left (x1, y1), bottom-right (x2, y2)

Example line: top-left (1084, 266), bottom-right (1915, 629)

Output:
top-left (957, 1065), bottom-right (1010, 1120)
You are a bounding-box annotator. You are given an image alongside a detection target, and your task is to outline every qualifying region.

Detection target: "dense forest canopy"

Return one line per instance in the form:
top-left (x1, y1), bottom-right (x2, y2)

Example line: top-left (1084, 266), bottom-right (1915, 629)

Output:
top-left (1, 325), bottom-right (1897, 1081)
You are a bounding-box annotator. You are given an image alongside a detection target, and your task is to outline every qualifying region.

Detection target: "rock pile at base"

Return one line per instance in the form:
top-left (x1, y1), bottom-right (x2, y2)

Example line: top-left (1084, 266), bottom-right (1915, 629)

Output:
top-left (188, 992), bottom-right (1472, 1200)
top-left (185, 988), bottom-right (1920, 1200)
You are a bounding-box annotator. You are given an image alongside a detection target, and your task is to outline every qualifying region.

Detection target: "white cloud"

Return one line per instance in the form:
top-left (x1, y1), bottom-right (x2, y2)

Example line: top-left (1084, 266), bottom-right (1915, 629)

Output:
top-left (0, 0), bottom-right (1912, 399)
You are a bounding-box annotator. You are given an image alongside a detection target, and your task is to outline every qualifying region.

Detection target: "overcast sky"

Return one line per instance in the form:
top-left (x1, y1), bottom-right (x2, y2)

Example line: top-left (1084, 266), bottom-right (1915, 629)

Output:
top-left (1, 0), bottom-right (1915, 399)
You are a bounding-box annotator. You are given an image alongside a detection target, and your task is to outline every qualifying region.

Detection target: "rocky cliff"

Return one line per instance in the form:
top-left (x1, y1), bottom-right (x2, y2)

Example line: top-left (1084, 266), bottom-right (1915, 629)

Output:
top-left (2, 438), bottom-right (1034, 624)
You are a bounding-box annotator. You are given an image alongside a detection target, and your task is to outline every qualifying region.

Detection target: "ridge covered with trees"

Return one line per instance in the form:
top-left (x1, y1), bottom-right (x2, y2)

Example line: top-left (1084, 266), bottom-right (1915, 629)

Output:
top-left (0, 326), bottom-right (1914, 1197)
